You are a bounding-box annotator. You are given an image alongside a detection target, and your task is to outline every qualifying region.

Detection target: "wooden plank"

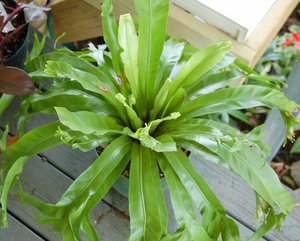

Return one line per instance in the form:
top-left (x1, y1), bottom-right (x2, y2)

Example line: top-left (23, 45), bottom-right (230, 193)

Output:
top-left (83, 0), bottom-right (298, 68)
top-left (0, 212), bottom-right (45, 241)
top-left (83, 0), bottom-right (256, 66)
top-left (245, 0), bottom-right (299, 67)
top-left (0, 154), bottom-right (131, 241)
top-left (51, 0), bottom-right (103, 43)
top-left (190, 154), bottom-right (300, 241)
top-left (105, 189), bottom-right (267, 240)
top-left (171, 0), bottom-right (277, 43)
top-left (166, 4), bottom-right (256, 66)
top-left (0, 152), bottom-right (263, 240)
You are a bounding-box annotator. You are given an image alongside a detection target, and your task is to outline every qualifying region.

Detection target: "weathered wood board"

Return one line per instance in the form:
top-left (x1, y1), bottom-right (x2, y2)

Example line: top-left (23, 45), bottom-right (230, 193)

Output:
top-left (0, 212), bottom-right (45, 241)
top-left (83, 0), bottom-right (298, 67)
top-left (191, 154), bottom-right (300, 241)
top-left (51, 0), bottom-right (102, 43)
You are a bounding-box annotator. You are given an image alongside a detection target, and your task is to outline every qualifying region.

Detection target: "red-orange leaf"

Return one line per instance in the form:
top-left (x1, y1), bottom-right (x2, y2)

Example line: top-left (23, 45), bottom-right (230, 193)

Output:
top-left (0, 135), bottom-right (19, 152)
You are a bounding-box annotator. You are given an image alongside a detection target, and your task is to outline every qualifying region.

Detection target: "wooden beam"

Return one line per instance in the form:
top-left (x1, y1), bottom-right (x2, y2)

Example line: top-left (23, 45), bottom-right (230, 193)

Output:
top-left (83, 0), bottom-right (298, 67)
top-left (52, 0), bottom-right (102, 43)
top-left (0, 213), bottom-right (44, 241)
top-left (83, 0), bottom-right (256, 65)
top-left (245, 0), bottom-right (299, 67)
top-left (191, 154), bottom-right (300, 241)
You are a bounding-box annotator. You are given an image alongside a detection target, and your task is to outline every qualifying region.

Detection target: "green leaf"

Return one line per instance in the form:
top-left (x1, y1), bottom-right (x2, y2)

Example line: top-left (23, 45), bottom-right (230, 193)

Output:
top-left (44, 61), bottom-right (128, 124)
top-left (211, 54), bottom-right (236, 72)
top-left (128, 143), bottom-right (167, 241)
top-left (18, 81), bottom-right (118, 134)
top-left (44, 61), bottom-right (109, 95)
top-left (22, 89), bottom-right (116, 116)
top-left (55, 127), bottom-right (117, 152)
top-left (163, 150), bottom-right (241, 240)
top-left (118, 14), bottom-right (140, 101)
top-left (0, 125), bottom-right (9, 151)
top-left (220, 218), bottom-right (242, 241)
top-left (102, 0), bottom-right (125, 79)
top-left (160, 225), bottom-right (213, 241)
top-left (163, 150), bottom-right (225, 215)
top-left (186, 70), bottom-right (243, 99)
top-left (1, 121), bottom-right (63, 172)
top-left (80, 212), bottom-right (100, 241)
top-left (247, 74), bottom-right (286, 89)
top-left (234, 58), bottom-right (256, 74)
top-left (228, 110), bottom-right (255, 127)
top-left (180, 85), bottom-right (298, 141)
top-left (1, 156), bottom-right (28, 228)
top-left (115, 93), bottom-right (143, 130)
top-left (19, 135), bottom-right (132, 239)
top-left (0, 94), bottom-right (14, 118)
top-left (155, 39), bottom-right (184, 93)
top-left (57, 135), bottom-right (131, 205)
top-left (134, 0), bottom-right (170, 112)
top-left (181, 85), bottom-right (297, 118)
top-left (25, 33), bottom-right (46, 65)
top-left (55, 107), bottom-right (124, 135)
top-left (290, 137), bottom-right (300, 153)
top-left (26, 50), bottom-right (119, 93)
top-left (157, 153), bottom-right (215, 241)
top-left (128, 112), bottom-right (179, 151)
top-left (168, 125), bottom-right (294, 215)
top-left (154, 135), bottom-right (177, 152)
top-left (178, 140), bottom-right (226, 169)
top-left (170, 41), bottom-right (232, 95)
top-left (247, 208), bottom-right (276, 241)
top-left (161, 88), bottom-right (186, 117)
top-left (200, 205), bottom-right (222, 240)
top-left (150, 78), bottom-right (173, 119)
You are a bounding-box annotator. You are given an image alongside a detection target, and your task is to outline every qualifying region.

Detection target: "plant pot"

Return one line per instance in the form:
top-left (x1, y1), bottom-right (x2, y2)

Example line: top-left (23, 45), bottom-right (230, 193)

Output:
top-left (1, 0), bottom-right (30, 69)
top-left (112, 174), bottom-right (168, 198)
top-left (3, 25), bottom-right (30, 69)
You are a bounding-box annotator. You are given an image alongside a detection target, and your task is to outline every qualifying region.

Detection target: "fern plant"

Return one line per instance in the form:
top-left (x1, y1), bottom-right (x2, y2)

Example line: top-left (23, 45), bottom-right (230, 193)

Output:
top-left (0, 0), bottom-right (298, 240)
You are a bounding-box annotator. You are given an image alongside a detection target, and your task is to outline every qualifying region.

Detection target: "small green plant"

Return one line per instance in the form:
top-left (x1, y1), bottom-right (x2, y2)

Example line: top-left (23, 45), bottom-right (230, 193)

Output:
top-left (0, 0), bottom-right (298, 240)
top-left (254, 25), bottom-right (300, 81)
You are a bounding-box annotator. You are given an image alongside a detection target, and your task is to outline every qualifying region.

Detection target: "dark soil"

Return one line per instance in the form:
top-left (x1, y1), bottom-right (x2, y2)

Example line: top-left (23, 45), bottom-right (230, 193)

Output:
top-left (274, 130), bottom-right (300, 167)
top-left (272, 130), bottom-right (300, 189)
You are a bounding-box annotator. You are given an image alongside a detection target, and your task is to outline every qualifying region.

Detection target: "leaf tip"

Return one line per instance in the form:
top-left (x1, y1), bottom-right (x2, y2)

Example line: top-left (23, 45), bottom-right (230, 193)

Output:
top-left (0, 210), bottom-right (8, 228)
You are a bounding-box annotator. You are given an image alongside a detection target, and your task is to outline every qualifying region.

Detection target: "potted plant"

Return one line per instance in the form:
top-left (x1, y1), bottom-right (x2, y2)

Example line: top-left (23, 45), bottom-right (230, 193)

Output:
top-left (0, 0), bottom-right (50, 116)
top-left (0, 0), bottom-right (298, 240)
top-left (0, 0), bottom-right (32, 116)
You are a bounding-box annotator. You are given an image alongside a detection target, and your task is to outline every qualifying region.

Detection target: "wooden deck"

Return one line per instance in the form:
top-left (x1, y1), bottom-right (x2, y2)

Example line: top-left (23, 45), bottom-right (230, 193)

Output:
top-left (1, 30), bottom-right (300, 241)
